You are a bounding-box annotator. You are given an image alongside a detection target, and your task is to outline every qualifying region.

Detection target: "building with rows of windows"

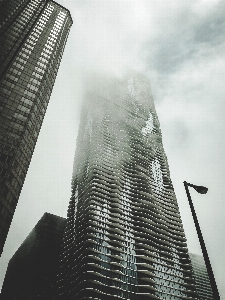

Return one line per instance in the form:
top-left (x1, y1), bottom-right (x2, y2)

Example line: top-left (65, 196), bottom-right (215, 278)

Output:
top-left (57, 72), bottom-right (198, 300)
top-left (189, 253), bottom-right (214, 300)
top-left (0, 0), bottom-right (72, 255)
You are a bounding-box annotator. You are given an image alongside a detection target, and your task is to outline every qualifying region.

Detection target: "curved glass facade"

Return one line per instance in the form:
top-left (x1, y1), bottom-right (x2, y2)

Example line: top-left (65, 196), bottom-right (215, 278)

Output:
top-left (58, 72), bottom-right (198, 300)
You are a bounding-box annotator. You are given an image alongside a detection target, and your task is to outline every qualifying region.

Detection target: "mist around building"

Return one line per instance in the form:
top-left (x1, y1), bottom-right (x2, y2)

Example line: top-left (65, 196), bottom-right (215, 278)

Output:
top-left (0, 0), bottom-right (223, 299)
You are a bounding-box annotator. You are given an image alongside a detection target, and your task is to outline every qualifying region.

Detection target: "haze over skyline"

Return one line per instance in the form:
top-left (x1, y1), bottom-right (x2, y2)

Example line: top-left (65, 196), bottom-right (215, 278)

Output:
top-left (1, 0), bottom-right (224, 298)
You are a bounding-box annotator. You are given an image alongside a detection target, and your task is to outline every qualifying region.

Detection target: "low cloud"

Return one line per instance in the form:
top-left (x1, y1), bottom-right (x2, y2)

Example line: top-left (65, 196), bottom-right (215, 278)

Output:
top-left (1, 0), bottom-right (224, 297)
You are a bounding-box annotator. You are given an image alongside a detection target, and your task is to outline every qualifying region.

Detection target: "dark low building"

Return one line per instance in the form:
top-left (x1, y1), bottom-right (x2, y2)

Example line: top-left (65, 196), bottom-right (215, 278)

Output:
top-left (189, 253), bottom-right (214, 300)
top-left (1, 213), bottom-right (66, 299)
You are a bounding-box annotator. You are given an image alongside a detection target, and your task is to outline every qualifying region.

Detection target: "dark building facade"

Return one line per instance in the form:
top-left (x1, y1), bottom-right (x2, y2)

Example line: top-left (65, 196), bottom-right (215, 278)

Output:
top-left (1, 213), bottom-right (66, 299)
top-left (189, 253), bottom-right (214, 300)
top-left (57, 72), bottom-right (198, 300)
top-left (0, 0), bottom-right (72, 255)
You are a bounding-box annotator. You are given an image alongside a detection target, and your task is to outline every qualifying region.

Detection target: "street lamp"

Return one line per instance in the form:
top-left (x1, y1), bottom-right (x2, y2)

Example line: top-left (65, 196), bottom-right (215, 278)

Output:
top-left (183, 181), bottom-right (220, 299)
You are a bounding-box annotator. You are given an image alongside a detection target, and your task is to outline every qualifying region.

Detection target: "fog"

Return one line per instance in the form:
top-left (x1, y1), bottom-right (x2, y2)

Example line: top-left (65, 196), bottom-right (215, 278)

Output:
top-left (1, 0), bottom-right (224, 297)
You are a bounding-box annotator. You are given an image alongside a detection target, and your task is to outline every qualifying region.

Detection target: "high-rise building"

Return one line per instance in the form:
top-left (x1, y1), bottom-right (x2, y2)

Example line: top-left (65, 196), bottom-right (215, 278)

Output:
top-left (189, 253), bottom-right (214, 300)
top-left (57, 72), bottom-right (198, 299)
top-left (0, 0), bottom-right (72, 255)
top-left (1, 213), bottom-right (66, 299)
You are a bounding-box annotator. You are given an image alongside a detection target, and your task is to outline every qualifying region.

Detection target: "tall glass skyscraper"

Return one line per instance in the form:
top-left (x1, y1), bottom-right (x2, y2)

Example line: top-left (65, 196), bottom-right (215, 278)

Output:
top-left (58, 72), bottom-right (198, 299)
top-left (0, 0), bottom-right (72, 255)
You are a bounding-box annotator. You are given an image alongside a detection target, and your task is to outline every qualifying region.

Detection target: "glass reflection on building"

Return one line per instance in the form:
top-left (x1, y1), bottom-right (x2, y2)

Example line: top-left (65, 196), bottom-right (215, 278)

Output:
top-left (0, 0), bottom-right (72, 255)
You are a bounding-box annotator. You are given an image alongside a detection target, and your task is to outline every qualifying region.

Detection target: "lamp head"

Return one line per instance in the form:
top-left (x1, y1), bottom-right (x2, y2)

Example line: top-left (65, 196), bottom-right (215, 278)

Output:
top-left (185, 182), bottom-right (208, 194)
top-left (192, 185), bottom-right (208, 194)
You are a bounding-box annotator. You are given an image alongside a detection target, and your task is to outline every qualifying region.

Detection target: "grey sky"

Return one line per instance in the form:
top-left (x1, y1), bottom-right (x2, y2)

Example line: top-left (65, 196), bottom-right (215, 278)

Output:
top-left (1, 0), bottom-right (224, 298)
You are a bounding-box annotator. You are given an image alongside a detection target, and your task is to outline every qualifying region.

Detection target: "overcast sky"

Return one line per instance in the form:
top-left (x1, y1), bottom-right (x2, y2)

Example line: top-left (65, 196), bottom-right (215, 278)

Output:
top-left (1, 0), bottom-right (225, 297)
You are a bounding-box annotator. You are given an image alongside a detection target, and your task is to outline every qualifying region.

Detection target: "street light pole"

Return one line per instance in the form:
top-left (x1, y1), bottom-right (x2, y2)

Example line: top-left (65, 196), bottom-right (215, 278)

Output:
top-left (183, 181), bottom-right (220, 300)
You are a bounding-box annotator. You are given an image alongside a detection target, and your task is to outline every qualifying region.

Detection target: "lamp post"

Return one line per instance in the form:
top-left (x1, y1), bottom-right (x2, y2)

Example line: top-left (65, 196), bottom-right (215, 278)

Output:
top-left (183, 181), bottom-right (220, 299)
